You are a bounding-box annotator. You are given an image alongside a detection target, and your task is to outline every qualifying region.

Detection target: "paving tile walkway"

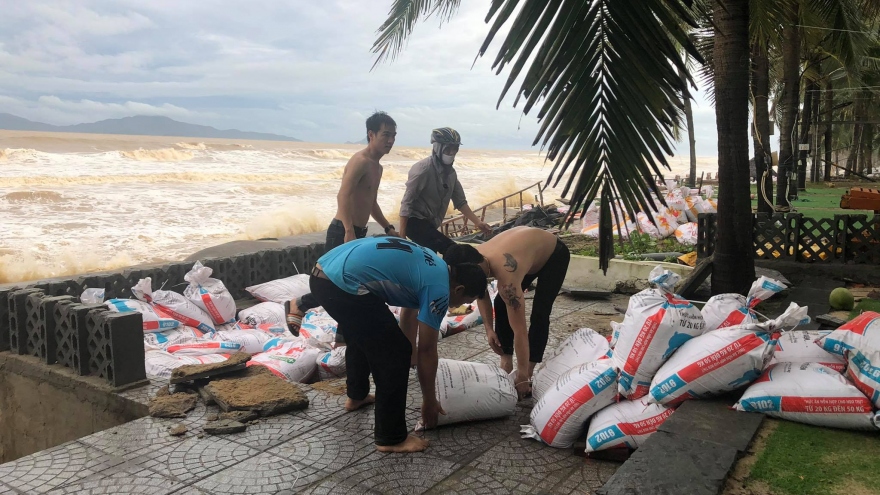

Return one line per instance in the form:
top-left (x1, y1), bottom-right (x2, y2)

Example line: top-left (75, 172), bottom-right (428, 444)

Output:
top-left (0, 294), bottom-right (628, 495)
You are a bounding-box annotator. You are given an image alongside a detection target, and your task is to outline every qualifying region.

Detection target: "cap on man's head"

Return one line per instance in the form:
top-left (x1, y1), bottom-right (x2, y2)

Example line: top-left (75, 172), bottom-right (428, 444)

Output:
top-left (430, 127), bottom-right (462, 146)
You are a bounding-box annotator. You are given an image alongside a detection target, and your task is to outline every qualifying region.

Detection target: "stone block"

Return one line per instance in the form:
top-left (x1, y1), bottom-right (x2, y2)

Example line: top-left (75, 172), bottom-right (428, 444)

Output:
top-left (102, 312), bottom-right (147, 388)
top-left (204, 419), bottom-right (248, 435)
top-left (38, 295), bottom-right (75, 364)
top-left (24, 291), bottom-right (46, 357)
top-left (597, 431), bottom-right (738, 495)
top-left (57, 304), bottom-right (104, 375)
top-left (0, 287), bottom-right (20, 352)
top-left (149, 392), bottom-right (199, 418)
top-left (9, 288), bottom-right (43, 355)
top-left (248, 249), bottom-right (280, 286)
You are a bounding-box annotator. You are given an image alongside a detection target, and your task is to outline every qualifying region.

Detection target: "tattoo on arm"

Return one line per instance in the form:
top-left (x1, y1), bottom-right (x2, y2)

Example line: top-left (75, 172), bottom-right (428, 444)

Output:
top-left (503, 253), bottom-right (518, 272)
top-left (501, 283), bottom-right (522, 311)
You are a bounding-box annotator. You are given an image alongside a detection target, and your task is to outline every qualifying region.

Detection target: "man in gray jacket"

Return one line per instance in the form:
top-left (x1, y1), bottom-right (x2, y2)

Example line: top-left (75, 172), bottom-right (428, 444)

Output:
top-left (398, 127), bottom-right (492, 255)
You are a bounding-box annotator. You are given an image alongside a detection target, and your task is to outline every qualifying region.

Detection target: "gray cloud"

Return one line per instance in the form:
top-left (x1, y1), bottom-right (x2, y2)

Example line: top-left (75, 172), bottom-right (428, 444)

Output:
top-left (0, 1), bottom-right (718, 155)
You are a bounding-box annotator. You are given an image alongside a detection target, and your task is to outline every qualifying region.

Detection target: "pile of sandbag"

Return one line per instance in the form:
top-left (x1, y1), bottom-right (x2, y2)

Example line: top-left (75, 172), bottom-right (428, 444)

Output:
top-left (735, 312), bottom-right (880, 430)
top-left (118, 268), bottom-right (335, 384)
top-left (578, 185), bottom-right (716, 245)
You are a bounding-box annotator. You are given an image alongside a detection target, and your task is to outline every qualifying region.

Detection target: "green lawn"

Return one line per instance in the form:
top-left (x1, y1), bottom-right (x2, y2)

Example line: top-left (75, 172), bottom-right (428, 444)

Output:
top-left (745, 420), bottom-right (880, 495)
top-left (749, 182), bottom-right (876, 220)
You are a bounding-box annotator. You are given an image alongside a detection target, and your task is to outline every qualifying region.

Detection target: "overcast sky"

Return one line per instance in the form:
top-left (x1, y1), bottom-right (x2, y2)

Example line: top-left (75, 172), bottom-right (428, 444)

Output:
top-left (0, 1), bottom-right (718, 154)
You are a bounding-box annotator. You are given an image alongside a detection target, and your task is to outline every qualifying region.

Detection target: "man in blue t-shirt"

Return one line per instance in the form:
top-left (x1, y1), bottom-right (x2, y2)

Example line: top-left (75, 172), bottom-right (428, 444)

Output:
top-left (309, 236), bottom-right (487, 453)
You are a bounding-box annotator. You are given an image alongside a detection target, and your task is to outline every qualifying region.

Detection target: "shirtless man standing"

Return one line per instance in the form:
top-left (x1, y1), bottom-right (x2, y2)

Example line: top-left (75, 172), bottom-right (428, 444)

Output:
top-left (286, 111), bottom-right (400, 336)
top-left (443, 227), bottom-right (570, 398)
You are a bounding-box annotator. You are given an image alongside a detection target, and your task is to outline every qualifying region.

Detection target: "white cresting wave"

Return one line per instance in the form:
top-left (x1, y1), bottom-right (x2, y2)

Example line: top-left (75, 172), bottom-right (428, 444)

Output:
top-left (0, 139), bottom-right (717, 285)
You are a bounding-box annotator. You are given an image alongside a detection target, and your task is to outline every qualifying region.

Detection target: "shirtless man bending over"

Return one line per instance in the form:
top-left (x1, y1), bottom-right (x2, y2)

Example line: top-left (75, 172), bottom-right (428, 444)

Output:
top-left (286, 111), bottom-right (400, 336)
top-left (443, 227), bottom-right (570, 398)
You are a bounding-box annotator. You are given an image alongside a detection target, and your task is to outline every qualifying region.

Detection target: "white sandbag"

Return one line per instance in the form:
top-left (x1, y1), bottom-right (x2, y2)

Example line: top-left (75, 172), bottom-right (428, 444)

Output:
top-left (585, 399), bottom-right (675, 452)
top-left (245, 274), bottom-right (311, 304)
top-left (735, 362), bottom-right (880, 430)
top-left (299, 310), bottom-right (338, 350)
top-left (238, 322), bottom-right (296, 339)
top-left (673, 223), bottom-right (699, 246)
top-left (183, 261), bottom-right (236, 325)
top-left (418, 359), bottom-right (519, 428)
top-left (664, 207), bottom-right (688, 225)
top-left (249, 340), bottom-right (320, 383)
top-left (166, 340), bottom-right (243, 356)
top-left (649, 303), bottom-right (809, 404)
top-left (609, 321), bottom-right (622, 348)
top-left (238, 302), bottom-right (286, 327)
top-left (214, 329), bottom-right (273, 354)
top-left (768, 330), bottom-right (845, 372)
top-left (683, 195), bottom-right (706, 222)
top-left (440, 310), bottom-right (483, 337)
top-left (521, 360), bottom-right (619, 448)
top-left (847, 348), bottom-right (880, 409)
top-left (132, 278), bottom-right (215, 334)
top-left (701, 276), bottom-right (787, 332)
top-left (144, 350), bottom-right (230, 379)
top-left (649, 329), bottom-right (773, 404)
top-left (636, 210), bottom-right (679, 240)
top-left (316, 347), bottom-right (347, 381)
top-left (815, 311), bottom-right (880, 356)
top-left (143, 326), bottom-right (207, 351)
top-left (532, 328), bottom-right (612, 401)
top-left (613, 267), bottom-right (705, 399)
top-left (106, 298), bottom-right (180, 332)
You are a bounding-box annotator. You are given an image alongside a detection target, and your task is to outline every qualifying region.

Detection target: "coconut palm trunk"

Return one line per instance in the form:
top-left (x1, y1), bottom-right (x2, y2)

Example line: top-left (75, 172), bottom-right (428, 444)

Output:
top-left (798, 79), bottom-right (817, 189)
top-left (712, 0), bottom-right (755, 295)
top-left (680, 64), bottom-right (698, 189)
top-left (777, 1), bottom-right (801, 204)
top-left (824, 80), bottom-right (834, 182)
top-left (752, 43), bottom-right (774, 213)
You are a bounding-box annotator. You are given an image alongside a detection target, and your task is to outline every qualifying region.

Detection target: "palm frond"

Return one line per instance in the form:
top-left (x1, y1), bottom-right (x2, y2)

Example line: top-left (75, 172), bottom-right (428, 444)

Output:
top-left (374, 0), bottom-right (703, 272)
top-left (371, 0), bottom-right (462, 69)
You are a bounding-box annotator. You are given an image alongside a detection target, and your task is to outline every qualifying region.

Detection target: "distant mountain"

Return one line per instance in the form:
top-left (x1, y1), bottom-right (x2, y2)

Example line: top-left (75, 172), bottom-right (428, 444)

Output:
top-left (0, 113), bottom-right (301, 142)
top-left (345, 137), bottom-right (368, 145)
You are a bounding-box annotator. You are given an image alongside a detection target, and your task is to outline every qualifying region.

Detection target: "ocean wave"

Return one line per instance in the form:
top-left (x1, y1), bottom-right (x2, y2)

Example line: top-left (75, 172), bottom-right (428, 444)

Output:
top-left (308, 149), bottom-right (350, 160)
top-left (240, 208), bottom-right (330, 240)
top-left (120, 148), bottom-right (195, 162)
top-left (1, 148), bottom-right (43, 161)
top-left (175, 142), bottom-right (207, 150)
top-left (0, 171), bottom-right (341, 188)
top-left (3, 190), bottom-right (66, 203)
top-left (0, 249), bottom-right (135, 285)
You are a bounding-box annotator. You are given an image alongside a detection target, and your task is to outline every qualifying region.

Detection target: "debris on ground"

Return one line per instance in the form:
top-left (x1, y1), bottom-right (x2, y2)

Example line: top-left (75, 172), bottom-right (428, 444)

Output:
top-left (149, 392), bottom-right (198, 418)
top-left (310, 379), bottom-right (347, 395)
top-left (169, 352), bottom-right (251, 384)
top-left (168, 424), bottom-right (187, 437)
top-left (204, 419), bottom-right (247, 435)
top-left (204, 372), bottom-right (309, 416)
top-left (219, 410), bottom-right (259, 423)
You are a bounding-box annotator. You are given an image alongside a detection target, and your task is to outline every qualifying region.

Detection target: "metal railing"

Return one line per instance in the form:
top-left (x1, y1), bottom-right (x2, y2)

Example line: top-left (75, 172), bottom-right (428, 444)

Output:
top-left (439, 181), bottom-right (544, 238)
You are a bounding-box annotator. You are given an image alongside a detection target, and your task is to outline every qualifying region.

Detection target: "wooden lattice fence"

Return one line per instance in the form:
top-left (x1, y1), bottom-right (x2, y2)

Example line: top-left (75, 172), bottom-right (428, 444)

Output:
top-left (697, 213), bottom-right (880, 264)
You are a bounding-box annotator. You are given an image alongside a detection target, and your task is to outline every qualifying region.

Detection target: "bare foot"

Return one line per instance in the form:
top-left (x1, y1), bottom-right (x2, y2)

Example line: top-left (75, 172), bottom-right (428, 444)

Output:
top-left (345, 394), bottom-right (375, 412)
top-left (376, 434), bottom-right (429, 453)
top-left (499, 355), bottom-right (513, 374)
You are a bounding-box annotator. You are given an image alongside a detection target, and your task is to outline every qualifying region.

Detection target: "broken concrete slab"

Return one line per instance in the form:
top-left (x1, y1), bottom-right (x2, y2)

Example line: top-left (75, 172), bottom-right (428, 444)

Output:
top-left (561, 287), bottom-right (612, 299)
top-left (204, 419), bottom-right (247, 435)
top-left (204, 372), bottom-right (309, 416)
top-left (168, 424), bottom-right (187, 437)
top-left (597, 431), bottom-right (738, 495)
top-left (657, 398), bottom-right (764, 453)
top-left (219, 410), bottom-right (259, 423)
top-left (149, 392), bottom-right (198, 418)
top-left (169, 352), bottom-right (251, 384)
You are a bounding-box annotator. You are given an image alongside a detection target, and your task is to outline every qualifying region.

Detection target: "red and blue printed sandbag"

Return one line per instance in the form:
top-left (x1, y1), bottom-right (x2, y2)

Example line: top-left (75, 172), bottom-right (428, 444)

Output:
top-left (612, 267), bottom-right (705, 399)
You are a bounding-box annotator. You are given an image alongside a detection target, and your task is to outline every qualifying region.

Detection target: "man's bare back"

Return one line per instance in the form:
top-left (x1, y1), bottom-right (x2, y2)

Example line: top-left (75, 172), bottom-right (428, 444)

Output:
top-left (477, 227), bottom-right (558, 289)
top-left (334, 149), bottom-right (383, 228)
